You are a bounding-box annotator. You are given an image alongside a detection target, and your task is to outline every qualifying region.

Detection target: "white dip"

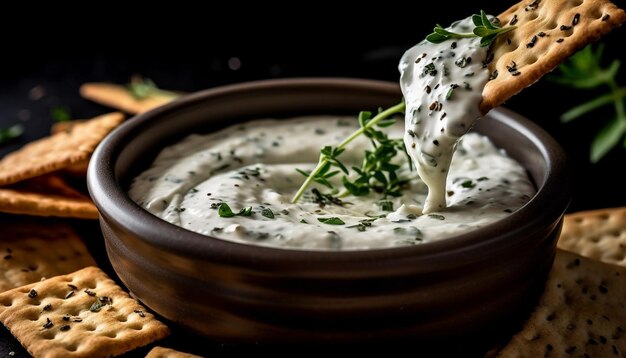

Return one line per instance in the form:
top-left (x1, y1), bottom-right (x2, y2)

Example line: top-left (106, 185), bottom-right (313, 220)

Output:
top-left (129, 116), bottom-right (535, 250)
top-left (399, 16), bottom-right (491, 213)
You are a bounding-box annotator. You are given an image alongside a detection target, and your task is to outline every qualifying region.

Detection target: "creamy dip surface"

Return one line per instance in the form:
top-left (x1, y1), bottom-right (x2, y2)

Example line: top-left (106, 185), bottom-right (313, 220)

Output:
top-left (129, 116), bottom-right (535, 250)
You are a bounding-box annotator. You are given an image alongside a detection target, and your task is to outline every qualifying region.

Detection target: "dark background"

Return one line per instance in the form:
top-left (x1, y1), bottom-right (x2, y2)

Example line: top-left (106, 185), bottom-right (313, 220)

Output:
top-left (0, 3), bottom-right (625, 356)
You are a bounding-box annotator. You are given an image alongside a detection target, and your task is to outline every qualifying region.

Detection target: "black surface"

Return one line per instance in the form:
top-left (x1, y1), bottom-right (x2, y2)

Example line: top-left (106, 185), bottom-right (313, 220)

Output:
top-left (0, 3), bottom-right (625, 356)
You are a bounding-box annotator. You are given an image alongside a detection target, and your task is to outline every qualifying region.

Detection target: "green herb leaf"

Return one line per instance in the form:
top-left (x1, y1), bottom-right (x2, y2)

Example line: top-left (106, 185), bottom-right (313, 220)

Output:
top-left (218, 203), bottom-right (235, 217)
top-left (127, 75), bottom-right (180, 100)
top-left (560, 88), bottom-right (626, 123)
top-left (0, 124), bottom-right (24, 145)
top-left (377, 200), bottom-right (394, 212)
top-left (218, 202), bottom-right (254, 218)
top-left (291, 102), bottom-right (406, 203)
top-left (553, 43), bottom-right (626, 162)
top-left (428, 214), bottom-right (446, 220)
top-left (461, 180), bottom-right (476, 189)
top-left (426, 10), bottom-right (516, 47)
top-left (317, 217), bottom-right (345, 225)
top-left (237, 207), bottom-right (253, 216)
top-left (590, 117), bottom-right (626, 163)
top-left (261, 208), bottom-right (274, 219)
top-left (51, 106), bottom-right (71, 122)
top-left (89, 296), bottom-right (112, 312)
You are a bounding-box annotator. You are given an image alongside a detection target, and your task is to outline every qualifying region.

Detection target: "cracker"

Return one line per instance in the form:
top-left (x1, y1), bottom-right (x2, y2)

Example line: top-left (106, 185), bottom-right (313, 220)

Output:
top-left (558, 206), bottom-right (626, 267)
top-left (62, 160), bottom-right (90, 178)
top-left (0, 112), bottom-right (124, 186)
top-left (0, 218), bottom-right (96, 293)
top-left (480, 0), bottom-right (626, 112)
top-left (0, 266), bottom-right (170, 358)
top-left (80, 83), bottom-right (174, 114)
top-left (0, 175), bottom-right (98, 219)
top-left (496, 249), bottom-right (626, 357)
top-left (145, 346), bottom-right (203, 358)
top-left (50, 120), bottom-right (85, 136)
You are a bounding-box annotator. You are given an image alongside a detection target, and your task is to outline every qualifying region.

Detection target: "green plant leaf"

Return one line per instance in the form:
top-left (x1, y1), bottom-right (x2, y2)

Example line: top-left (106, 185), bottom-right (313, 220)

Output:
top-left (472, 14), bottom-right (482, 27)
top-left (218, 203), bottom-right (235, 217)
top-left (560, 88), bottom-right (626, 122)
top-left (261, 208), bottom-right (274, 219)
top-left (0, 124), bottom-right (24, 145)
top-left (590, 117), bottom-right (626, 163)
top-left (317, 217), bottom-right (345, 225)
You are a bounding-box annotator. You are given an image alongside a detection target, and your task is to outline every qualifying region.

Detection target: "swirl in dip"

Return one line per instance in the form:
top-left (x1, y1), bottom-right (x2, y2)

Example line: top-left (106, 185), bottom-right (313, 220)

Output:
top-left (129, 14), bottom-right (535, 250)
top-left (129, 116), bottom-right (534, 250)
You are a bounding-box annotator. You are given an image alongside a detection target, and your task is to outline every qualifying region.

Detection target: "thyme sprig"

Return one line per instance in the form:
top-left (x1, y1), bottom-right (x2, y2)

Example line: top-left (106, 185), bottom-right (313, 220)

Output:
top-left (0, 124), bottom-right (23, 145)
top-left (426, 10), bottom-right (516, 47)
top-left (127, 75), bottom-right (181, 100)
top-left (551, 44), bottom-right (626, 162)
top-left (341, 111), bottom-right (412, 198)
top-left (291, 102), bottom-right (406, 203)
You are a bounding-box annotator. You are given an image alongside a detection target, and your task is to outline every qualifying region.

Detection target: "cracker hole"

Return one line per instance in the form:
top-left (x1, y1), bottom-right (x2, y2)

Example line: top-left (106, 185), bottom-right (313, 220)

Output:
top-left (25, 312), bottom-right (39, 321)
top-left (84, 281), bottom-right (97, 290)
top-left (591, 9), bottom-right (603, 19)
top-left (600, 213), bottom-right (610, 220)
top-left (0, 298), bottom-right (13, 307)
top-left (41, 332), bottom-right (55, 340)
top-left (65, 344), bottom-right (78, 352)
top-left (103, 331), bottom-right (117, 338)
top-left (525, 11), bottom-right (540, 21)
top-left (128, 323), bottom-right (143, 330)
top-left (525, 55), bottom-right (539, 65)
top-left (116, 316), bottom-right (128, 323)
top-left (571, 0), bottom-right (583, 6)
top-left (84, 324), bottom-right (97, 332)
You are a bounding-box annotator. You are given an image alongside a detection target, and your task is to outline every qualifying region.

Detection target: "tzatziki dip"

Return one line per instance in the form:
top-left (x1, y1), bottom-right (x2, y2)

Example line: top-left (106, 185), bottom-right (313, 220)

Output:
top-left (129, 116), bottom-right (535, 250)
top-left (129, 13), bottom-right (532, 251)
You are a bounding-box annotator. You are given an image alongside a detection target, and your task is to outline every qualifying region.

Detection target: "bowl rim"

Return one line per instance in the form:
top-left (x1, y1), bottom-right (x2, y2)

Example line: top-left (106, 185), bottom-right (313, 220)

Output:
top-left (88, 77), bottom-right (570, 266)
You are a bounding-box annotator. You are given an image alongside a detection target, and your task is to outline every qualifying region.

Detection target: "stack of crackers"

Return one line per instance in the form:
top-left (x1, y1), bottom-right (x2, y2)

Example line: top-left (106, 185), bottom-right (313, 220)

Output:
top-left (0, 87), bottom-right (186, 357)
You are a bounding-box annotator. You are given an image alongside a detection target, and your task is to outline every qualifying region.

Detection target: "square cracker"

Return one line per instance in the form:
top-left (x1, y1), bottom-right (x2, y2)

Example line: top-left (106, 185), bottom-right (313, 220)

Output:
top-left (0, 218), bottom-right (96, 293)
top-left (80, 83), bottom-right (174, 115)
top-left (558, 206), bottom-right (626, 267)
top-left (496, 249), bottom-right (626, 357)
top-left (0, 266), bottom-right (170, 358)
top-left (145, 346), bottom-right (203, 358)
top-left (0, 175), bottom-right (98, 219)
top-left (0, 112), bottom-right (124, 186)
top-left (480, 0), bottom-right (626, 113)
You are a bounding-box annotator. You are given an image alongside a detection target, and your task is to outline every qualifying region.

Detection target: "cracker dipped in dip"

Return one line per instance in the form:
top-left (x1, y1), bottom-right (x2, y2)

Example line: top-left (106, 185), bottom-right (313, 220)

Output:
top-left (129, 13), bottom-right (535, 250)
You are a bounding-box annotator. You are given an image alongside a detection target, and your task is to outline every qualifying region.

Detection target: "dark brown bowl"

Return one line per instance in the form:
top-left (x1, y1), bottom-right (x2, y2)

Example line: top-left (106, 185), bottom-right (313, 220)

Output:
top-left (88, 78), bottom-right (569, 347)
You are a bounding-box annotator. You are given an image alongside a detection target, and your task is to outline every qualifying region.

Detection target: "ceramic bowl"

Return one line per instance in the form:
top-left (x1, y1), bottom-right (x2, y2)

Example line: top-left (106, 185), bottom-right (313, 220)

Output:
top-left (87, 78), bottom-right (570, 346)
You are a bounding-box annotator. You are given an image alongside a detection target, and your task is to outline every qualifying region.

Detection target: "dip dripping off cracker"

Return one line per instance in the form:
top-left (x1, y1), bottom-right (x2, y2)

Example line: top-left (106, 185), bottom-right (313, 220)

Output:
top-left (497, 249), bottom-right (626, 357)
top-left (0, 219), bottom-right (95, 293)
top-left (480, 0), bottom-right (626, 113)
top-left (145, 346), bottom-right (203, 358)
top-left (0, 266), bottom-right (169, 358)
top-left (80, 83), bottom-right (176, 115)
top-left (558, 206), bottom-right (626, 267)
top-left (0, 112), bottom-right (124, 186)
top-left (0, 175), bottom-right (98, 219)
